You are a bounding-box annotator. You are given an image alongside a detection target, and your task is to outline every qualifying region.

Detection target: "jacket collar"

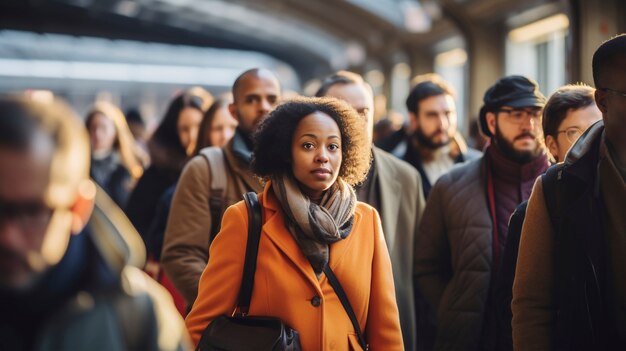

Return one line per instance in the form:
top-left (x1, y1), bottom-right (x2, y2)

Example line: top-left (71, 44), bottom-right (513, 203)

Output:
top-left (259, 182), bottom-right (362, 292)
top-left (224, 132), bottom-right (263, 191)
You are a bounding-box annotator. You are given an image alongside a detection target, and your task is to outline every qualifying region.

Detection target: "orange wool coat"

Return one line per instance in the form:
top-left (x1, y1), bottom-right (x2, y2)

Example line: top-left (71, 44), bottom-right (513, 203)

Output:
top-left (185, 183), bottom-right (404, 350)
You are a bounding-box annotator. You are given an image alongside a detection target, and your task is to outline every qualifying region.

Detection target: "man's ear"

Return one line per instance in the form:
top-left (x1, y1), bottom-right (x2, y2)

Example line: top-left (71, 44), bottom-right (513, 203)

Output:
top-left (69, 180), bottom-right (96, 235)
top-left (408, 111), bottom-right (419, 133)
top-left (545, 135), bottom-right (560, 162)
top-left (594, 89), bottom-right (608, 114)
top-left (228, 103), bottom-right (239, 122)
top-left (486, 112), bottom-right (497, 136)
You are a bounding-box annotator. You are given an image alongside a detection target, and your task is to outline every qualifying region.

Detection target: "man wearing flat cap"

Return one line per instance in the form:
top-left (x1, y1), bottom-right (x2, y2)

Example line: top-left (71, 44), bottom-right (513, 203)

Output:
top-left (415, 75), bottom-right (550, 350)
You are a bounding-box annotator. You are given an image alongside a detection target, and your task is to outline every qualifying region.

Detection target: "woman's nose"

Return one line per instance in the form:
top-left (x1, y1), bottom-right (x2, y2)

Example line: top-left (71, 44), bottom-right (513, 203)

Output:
top-left (315, 149), bottom-right (329, 163)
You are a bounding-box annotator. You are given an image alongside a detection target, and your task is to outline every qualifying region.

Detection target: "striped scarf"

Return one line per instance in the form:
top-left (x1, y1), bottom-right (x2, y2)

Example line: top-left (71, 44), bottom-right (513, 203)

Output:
top-left (271, 174), bottom-right (356, 276)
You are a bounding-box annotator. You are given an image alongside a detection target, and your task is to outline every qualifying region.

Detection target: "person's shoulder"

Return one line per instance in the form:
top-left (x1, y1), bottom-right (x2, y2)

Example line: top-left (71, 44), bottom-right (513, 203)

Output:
top-left (441, 156), bottom-right (483, 184)
top-left (463, 147), bottom-right (483, 161)
top-left (355, 201), bottom-right (380, 221)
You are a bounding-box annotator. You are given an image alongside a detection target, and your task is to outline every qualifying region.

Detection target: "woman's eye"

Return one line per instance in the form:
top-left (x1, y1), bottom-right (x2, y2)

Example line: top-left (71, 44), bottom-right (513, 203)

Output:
top-left (302, 142), bottom-right (314, 150)
top-left (328, 144), bottom-right (340, 151)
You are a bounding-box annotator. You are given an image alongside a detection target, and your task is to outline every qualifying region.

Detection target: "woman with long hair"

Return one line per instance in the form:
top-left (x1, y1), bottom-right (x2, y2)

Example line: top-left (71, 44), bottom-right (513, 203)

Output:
top-left (186, 97), bottom-right (404, 350)
top-left (194, 98), bottom-right (238, 152)
top-left (125, 89), bottom-right (212, 243)
top-left (85, 101), bottom-right (146, 207)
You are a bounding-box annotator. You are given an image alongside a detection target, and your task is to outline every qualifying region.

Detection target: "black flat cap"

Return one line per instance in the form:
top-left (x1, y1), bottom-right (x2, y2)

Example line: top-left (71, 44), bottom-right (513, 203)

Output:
top-left (479, 75), bottom-right (546, 137)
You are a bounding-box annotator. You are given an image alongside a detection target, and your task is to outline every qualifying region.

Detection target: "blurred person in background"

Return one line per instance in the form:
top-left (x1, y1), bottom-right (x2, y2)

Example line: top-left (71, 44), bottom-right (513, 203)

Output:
top-left (542, 84), bottom-right (603, 163)
top-left (86, 101), bottom-right (146, 208)
top-left (125, 89), bottom-right (211, 245)
top-left (316, 70), bottom-right (424, 351)
top-left (0, 96), bottom-right (189, 351)
top-left (194, 98), bottom-right (238, 150)
top-left (125, 108), bottom-right (148, 148)
top-left (144, 98), bottom-right (237, 316)
top-left (162, 68), bottom-right (281, 307)
top-left (378, 73), bottom-right (481, 198)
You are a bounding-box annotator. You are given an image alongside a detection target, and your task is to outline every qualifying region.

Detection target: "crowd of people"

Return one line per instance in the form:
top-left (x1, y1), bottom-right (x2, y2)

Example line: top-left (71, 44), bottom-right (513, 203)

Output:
top-left (0, 33), bottom-right (623, 350)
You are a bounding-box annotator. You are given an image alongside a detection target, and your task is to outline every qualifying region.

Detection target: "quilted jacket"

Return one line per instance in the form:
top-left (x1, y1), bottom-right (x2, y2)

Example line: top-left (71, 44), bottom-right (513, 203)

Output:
top-left (415, 156), bottom-right (492, 350)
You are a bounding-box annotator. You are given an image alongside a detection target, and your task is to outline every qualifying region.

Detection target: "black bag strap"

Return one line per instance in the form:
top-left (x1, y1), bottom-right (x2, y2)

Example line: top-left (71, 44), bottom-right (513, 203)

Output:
top-left (237, 192), bottom-right (262, 315)
top-left (323, 265), bottom-right (368, 350)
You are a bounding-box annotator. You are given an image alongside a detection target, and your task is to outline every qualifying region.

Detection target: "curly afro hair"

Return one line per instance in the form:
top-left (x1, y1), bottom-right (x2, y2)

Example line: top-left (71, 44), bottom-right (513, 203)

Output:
top-left (252, 96), bottom-right (371, 186)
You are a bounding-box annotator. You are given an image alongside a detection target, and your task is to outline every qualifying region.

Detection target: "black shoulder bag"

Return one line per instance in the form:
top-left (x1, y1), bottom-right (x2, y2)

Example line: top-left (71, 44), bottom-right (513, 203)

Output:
top-left (197, 192), bottom-right (301, 351)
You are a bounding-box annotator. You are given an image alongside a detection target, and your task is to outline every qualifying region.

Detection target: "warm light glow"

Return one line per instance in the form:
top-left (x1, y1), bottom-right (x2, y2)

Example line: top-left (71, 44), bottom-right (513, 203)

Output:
top-left (365, 70), bottom-right (385, 88)
top-left (508, 14), bottom-right (570, 43)
top-left (435, 48), bottom-right (468, 67)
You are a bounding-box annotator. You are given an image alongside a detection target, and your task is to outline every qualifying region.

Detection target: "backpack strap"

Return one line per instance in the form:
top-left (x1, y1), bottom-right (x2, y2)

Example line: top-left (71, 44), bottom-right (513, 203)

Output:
top-left (237, 192), bottom-right (263, 315)
top-left (323, 265), bottom-right (368, 350)
top-left (199, 147), bottom-right (228, 242)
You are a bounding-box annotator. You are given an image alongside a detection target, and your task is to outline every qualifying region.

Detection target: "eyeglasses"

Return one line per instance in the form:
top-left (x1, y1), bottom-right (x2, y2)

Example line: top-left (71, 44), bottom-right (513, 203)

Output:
top-left (599, 87), bottom-right (626, 98)
top-left (497, 108), bottom-right (542, 124)
top-left (0, 201), bottom-right (53, 233)
top-left (556, 126), bottom-right (584, 143)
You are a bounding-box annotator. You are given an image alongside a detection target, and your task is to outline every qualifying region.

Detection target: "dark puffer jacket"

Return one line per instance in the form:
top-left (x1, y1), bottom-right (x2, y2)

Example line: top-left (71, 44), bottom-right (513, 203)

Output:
top-left (415, 157), bottom-right (492, 350)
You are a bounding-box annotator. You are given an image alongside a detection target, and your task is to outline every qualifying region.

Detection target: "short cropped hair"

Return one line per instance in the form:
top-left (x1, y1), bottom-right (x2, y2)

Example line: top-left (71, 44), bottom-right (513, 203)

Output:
top-left (405, 73), bottom-right (456, 115)
top-left (592, 34), bottom-right (626, 88)
top-left (252, 96), bottom-right (371, 185)
top-left (542, 84), bottom-right (596, 138)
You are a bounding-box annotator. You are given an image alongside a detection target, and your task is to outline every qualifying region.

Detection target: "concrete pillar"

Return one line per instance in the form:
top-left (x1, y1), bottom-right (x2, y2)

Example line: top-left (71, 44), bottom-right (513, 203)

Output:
top-left (442, 2), bottom-right (506, 133)
top-left (569, 0), bottom-right (626, 85)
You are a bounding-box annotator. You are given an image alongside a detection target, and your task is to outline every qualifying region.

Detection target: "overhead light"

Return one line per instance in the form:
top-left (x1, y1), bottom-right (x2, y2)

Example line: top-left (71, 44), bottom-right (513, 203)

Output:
top-left (508, 14), bottom-right (569, 43)
top-left (435, 48), bottom-right (468, 67)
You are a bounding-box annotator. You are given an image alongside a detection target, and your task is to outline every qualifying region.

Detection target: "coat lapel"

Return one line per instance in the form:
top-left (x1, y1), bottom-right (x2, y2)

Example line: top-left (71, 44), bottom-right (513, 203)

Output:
top-left (260, 186), bottom-right (321, 292)
top-left (373, 148), bottom-right (401, 251)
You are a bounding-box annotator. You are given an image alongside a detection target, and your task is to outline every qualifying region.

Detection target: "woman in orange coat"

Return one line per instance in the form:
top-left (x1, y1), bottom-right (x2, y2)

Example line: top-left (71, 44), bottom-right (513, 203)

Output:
top-left (185, 97), bottom-right (404, 350)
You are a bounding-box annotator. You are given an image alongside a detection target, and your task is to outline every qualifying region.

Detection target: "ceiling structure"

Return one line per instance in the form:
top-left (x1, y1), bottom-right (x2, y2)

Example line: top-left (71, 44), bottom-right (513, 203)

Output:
top-left (0, 0), bottom-right (556, 86)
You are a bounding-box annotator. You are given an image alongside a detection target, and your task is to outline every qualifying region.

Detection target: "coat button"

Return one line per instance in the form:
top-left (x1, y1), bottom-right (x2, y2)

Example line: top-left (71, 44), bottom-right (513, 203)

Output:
top-left (310, 296), bottom-right (321, 307)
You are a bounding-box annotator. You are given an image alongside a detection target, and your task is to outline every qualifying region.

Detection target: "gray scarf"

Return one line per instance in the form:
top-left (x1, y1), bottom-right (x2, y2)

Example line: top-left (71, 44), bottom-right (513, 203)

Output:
top-left (271, 174), bottom-right (356, 276)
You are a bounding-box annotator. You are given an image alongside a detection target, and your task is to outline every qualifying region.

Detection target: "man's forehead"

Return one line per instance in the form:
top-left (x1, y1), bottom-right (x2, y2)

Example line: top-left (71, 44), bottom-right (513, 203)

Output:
top-left (326, 83), bottom-right (372, 107)
top-left (235, 74), bottom-right (280, 98)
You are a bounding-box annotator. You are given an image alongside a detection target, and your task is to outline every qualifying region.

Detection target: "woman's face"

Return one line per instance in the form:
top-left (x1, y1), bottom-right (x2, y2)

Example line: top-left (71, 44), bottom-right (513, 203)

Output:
top-left (88, 113), bottom-right (117, 153)
top-left (209, 106), bottom-right (238, 147)
top-left (291, 111), bottom-right (342, 200)
top-left (177, 107), bottom-right (204, 155)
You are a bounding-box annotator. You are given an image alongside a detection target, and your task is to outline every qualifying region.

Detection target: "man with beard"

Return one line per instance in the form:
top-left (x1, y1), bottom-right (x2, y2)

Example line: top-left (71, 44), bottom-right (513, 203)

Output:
top-left (378, 74), bottom-right (480, 198)
top-left (161, 68), bottom-right (281, 306)
top-left (415, 75), bottom-right (550, 350)
top-left (316, 71), bottom-right (425, 351)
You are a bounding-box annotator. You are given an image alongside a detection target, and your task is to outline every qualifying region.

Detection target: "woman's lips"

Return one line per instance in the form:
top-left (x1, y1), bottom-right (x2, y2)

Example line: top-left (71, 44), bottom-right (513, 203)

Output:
top-left (311, 168), bottom-right (332, 179)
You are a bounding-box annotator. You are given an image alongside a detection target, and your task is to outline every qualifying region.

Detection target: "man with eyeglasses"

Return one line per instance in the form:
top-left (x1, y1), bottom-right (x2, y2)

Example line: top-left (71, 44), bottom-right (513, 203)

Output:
top-left (415, 75), bottom-right (549, 350)
top-left (0, 97), bottom-right (190, 350)
top-left (543, 84), bottom-right (602, 162)
top-left (512, 34), bottom-right (626, 350)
